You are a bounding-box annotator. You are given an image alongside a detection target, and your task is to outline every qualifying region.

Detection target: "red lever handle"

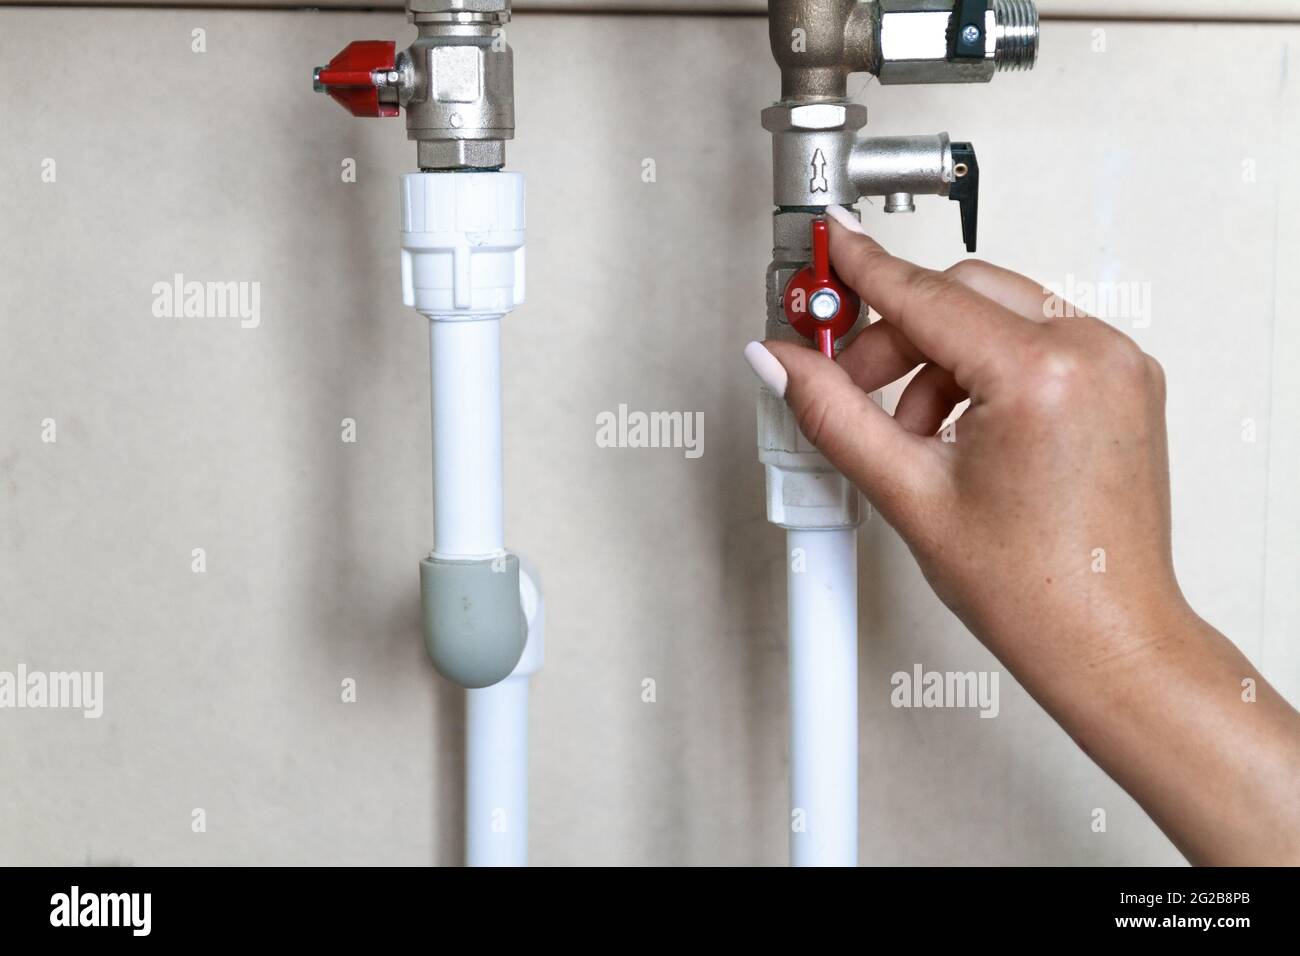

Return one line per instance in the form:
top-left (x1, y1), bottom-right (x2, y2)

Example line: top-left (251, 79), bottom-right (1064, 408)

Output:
top-left (314, 41), bottom-right (399, 118)
top-left (783, 218), bottom-right (860, 359)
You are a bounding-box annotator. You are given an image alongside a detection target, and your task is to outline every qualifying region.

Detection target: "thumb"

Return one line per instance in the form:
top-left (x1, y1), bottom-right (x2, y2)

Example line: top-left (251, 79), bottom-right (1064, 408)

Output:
top-left (748, 340), bottom-right (946, 527)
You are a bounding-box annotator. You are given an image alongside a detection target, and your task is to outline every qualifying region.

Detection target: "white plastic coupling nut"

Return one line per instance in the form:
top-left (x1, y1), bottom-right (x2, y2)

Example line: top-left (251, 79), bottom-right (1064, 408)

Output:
top-left (400, 171), bottom-right (526, 320)
top-left (757, 388), bottom-right (862, 530)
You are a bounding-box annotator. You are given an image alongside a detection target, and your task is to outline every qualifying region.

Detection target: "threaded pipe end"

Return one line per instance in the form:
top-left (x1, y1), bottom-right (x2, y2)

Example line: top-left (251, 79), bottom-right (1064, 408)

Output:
top-left (994, 0), bottom-right (1039, 71)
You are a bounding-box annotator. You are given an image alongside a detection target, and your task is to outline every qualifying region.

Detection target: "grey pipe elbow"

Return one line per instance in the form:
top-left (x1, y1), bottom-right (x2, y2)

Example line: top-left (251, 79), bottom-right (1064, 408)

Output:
top-left (420, 553), bottom-right (527, 689)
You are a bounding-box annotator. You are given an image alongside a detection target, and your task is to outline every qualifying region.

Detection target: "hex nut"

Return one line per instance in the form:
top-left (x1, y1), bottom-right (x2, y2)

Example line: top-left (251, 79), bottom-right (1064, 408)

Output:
top-left (408, 0), bottom-right (509, 13)
top-left (417, 139), bottom-right (506, 170)
top-left (762, 102), bottom-right (868, 134)
top-left (877, 7), bottom-right (995, 85)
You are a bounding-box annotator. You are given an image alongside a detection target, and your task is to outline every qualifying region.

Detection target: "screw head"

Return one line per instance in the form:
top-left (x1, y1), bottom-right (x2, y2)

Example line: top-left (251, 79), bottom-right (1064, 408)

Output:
top-left (962, 24), bottom-right (982, 45)
top-left (809, 289), bottom-right (841, 321)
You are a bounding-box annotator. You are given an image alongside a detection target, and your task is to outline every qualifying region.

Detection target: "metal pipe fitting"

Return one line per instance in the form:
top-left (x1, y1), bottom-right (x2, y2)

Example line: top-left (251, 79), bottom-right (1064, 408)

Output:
top-left (767, 0), bottom-right (1039, 98)
top-left (311, 0), bottom-right (516, 170)
top-left (849, 133), bottom-right (954, 198)
top-left (762, 101), bottom-right (869, 207)
top-left (992, 0), bottom-right (1040, 72)
top-left (884, 192), bottom-right (916, 213)
top-left (768, 0), bottom-right (876, 100)
top-left (760, 0), bottom-right (1037, 234)
top-left (877, 0), bottom-right (1039, 85)
top-left (398, 0), bottom-right (515, 170)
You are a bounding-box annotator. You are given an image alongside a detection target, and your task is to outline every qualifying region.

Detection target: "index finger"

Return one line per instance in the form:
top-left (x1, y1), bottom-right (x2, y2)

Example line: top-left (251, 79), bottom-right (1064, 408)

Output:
top-left (826, 213), bottom-right (1035, 395)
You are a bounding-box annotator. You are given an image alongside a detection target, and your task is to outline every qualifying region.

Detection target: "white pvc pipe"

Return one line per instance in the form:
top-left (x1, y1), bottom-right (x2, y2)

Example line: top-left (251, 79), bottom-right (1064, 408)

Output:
top-left (429, 317), bottom-right (504, 558)
top-left (787, 527), bottom-right (859, 866)
top-left (466, 676), bottom-right (530, 866)
top-left (465, 565), bottom-right (543, 867)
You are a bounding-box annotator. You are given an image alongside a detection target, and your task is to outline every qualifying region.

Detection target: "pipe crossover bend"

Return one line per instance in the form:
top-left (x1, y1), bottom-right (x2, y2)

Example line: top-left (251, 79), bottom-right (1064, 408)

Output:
top-left (421, 554), bottom-right (527, 688)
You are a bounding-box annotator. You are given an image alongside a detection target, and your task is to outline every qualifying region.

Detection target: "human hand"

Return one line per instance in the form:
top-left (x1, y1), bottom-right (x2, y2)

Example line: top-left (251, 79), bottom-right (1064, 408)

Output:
top-left (748, 206), bottom-right (1179, 687)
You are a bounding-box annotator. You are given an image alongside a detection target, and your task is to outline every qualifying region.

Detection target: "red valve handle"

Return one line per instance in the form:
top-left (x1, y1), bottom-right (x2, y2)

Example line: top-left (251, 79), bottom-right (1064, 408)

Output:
top-left (314, 41), bottom-right (399, 118)
top-left (782, 218), bottom-right (860, 359)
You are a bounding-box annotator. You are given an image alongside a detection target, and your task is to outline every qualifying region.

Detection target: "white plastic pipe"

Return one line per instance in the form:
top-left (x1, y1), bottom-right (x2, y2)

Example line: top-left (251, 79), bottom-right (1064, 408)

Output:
top-left (428, 314), bottom-right (530, 866)
top-left (426, 315), bottom-right (532, 867)
top-left (466, 676), bottom-right (529, 864)
top-left (787, 527), bottom-right (858, 866)
top-left (465, 565), bottom-right (543, 867)
top-left (429, 318), bottom-right (504, 558)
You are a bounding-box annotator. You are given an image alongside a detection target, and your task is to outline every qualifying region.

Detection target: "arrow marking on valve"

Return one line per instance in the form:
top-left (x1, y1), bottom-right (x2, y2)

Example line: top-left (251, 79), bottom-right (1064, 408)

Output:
top-left (810, 149), bottom-right (828, 194)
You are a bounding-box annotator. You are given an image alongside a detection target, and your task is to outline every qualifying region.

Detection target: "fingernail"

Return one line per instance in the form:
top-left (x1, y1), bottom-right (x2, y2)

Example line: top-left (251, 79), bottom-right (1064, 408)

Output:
top-left (825, 204), bottom-right (867, 236)
top-left (744, 341), bottom-right (788, 399)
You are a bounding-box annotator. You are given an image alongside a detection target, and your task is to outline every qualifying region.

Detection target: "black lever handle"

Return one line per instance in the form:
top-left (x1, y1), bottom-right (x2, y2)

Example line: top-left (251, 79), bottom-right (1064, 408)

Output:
top-left (948, 141), bottom-right (979, 253)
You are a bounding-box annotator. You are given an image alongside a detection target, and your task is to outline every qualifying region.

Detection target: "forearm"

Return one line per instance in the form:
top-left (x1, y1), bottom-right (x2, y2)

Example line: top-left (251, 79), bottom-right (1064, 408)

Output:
top-left (1010, 602), bottom-right (1300, 865)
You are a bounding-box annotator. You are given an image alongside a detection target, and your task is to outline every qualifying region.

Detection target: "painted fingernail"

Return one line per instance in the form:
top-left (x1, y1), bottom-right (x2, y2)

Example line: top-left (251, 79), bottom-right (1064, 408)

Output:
top-left (825, 204), bottom-right (867, 236)
top-left (744, 341), bottom-right (788, 399)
